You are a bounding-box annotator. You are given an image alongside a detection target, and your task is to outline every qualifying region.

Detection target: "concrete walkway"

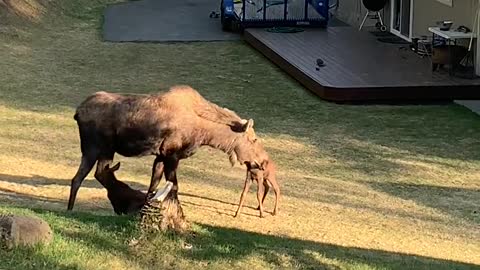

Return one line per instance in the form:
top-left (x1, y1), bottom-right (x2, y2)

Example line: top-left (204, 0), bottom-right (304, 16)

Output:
top-left (103, 0), bottom-right (240, 42)
top-left (455, 100), bottom-right (480, 115)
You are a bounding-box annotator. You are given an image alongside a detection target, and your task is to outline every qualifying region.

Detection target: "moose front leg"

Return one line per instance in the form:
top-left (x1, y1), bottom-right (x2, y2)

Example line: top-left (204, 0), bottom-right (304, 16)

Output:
top-left (142, 156), bottom-right (188, 233)
top-left (147, 156), bottom-right (165, 197)
top-left (163, 157), bottom-right (179, 193)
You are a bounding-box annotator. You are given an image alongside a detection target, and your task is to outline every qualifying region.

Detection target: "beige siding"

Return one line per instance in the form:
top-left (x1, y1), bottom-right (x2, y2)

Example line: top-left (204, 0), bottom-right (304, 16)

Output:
top-left (336, 0), bottom-right (362, 26)
top-left (413, 0), bottom-right (477, 37)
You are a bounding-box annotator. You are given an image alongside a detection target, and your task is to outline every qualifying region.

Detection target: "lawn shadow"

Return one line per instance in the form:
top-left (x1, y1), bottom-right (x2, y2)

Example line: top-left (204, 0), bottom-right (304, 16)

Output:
top-left (0, 177), bottom-right (254, 218)
top-left (0, 246), bottom-right (82, 270)
top-left (180, 192), bottom-right (238, 207)
top-left (0, 206), bottom-right (137, 270)
top-left (367, 181), bottom-right (480, 227)
top-left (1, 206), bottom-right (478, 269)
top-left (0, 186), bottom-right (66, 205)
top-left (0, 173), bottom-right (148, 190)
top-left (182, 223), bottom-right (479, 270)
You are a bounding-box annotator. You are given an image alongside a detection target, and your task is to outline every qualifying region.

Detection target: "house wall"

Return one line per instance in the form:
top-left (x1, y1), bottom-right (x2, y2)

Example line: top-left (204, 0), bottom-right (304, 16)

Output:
top-left (335, 0), bottom-right (475, 38)
top-left (413, 0), bottom-right (477, 38)
top-left (335, 0), bottom-right (479, 75)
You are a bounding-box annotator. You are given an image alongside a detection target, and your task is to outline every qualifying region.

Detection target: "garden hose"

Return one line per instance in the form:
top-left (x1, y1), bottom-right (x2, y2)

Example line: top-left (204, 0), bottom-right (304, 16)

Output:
top-left (266, 27), bottom-right (305, 33)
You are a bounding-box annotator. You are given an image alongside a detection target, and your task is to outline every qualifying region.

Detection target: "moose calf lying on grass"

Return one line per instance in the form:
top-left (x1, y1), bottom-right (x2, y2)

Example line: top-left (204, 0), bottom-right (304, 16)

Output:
top-left (235, 157), bottom-right (280, 218)
top-left (95, 162), bottom-right (146, 215)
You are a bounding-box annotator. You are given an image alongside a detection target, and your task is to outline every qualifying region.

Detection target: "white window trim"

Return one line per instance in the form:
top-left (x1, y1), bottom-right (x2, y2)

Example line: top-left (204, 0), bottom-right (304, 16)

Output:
top-left (436, 0), bottom-right (453, 7)
top-left (390, 0), bottom-right (414, 41)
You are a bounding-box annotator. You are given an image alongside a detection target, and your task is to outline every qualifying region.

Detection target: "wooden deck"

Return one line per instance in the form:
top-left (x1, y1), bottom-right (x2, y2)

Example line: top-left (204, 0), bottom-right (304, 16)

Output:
top-left (244, 27), bottom-right (480, 102)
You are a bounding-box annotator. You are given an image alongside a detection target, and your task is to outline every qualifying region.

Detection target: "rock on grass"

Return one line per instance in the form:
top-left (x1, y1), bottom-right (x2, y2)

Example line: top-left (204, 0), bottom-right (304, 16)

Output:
top-left (0, 214), bottom-right (53, 249)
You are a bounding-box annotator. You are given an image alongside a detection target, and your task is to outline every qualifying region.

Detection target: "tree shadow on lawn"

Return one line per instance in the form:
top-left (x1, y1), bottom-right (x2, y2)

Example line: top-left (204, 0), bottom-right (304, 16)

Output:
top-left (0, 173), bottom-right (147, 190)
top-left (1, 205), bottom-right (478, 270)
top-left (0, 247), bottom-right (83, 270)
top-left (366, 181), bottom-right (480, 226)
top-left (0, 176), bottom-right (259, 219)
top-left (0, 207), bottom-right (136, 270)
top-left (182, 223), bottom-right (480, 270)
top-left (1, 170), bottom-right (478, 232)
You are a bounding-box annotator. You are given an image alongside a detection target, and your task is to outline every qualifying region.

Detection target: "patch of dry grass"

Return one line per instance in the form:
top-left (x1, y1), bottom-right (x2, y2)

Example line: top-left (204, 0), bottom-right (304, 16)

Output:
top-left (0, 0), bottom-right (479, 269)
top-left (0, 0), bottom-right (46, 21)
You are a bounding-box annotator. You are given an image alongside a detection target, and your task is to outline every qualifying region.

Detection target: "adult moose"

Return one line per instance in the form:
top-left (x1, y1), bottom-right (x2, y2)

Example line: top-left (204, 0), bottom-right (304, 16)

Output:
top-left (67, 85), bottom-right (269, 211)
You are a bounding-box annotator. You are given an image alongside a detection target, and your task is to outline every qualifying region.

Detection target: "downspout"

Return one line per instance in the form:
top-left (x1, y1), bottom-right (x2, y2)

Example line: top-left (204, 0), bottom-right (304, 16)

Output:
top-left (474, 0), bottom-right (480, 76)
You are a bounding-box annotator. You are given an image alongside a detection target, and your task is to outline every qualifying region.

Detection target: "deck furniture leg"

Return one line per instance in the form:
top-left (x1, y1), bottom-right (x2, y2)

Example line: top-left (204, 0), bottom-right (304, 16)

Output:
top-left (376, 11), bottom-right (383, 26)
top-left (449, 39), bottom-right (454, 76)
top-left (431, 32), bottom-right (436, 72)
top-left (359, 11), bottom-right (369, 31)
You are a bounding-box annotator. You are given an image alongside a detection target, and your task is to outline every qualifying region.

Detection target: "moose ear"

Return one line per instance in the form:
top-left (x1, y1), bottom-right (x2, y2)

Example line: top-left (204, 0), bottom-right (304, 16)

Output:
top-left (241, 118), bottom-right (254, 132)
top-left (247, 159), bottom-right (263, 170)
top-left (233, 118), bottom-right (255, 133)
top-left (260, 159), bottom-right (268, 170)
top-left (110, 162), bottom-right (121, 171)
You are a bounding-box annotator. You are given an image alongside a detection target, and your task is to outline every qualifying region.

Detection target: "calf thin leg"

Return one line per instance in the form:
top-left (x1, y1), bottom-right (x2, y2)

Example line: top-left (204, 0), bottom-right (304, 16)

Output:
top-left (67, 151), bottom-right (97, 210)
top-left (269, 178), bottom-right (280, 216)
top-left (256, 175), bottom-right (265, 218)
top-left (234, 178), bottom-right (252, 218)
top-left (257, 182), bottom-right (270, 210)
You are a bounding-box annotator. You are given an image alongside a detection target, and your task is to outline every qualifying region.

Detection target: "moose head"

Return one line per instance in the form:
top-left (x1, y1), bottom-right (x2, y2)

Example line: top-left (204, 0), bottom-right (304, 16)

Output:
top-left (229, 118), bottom-right (269, 171)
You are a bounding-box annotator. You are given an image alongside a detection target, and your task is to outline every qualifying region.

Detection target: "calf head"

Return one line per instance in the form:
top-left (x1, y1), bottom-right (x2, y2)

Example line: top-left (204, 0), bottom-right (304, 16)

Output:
top-left (96, 162), bottom-right (121, 188)
top-left (98, 162), bottom-right (147, 215)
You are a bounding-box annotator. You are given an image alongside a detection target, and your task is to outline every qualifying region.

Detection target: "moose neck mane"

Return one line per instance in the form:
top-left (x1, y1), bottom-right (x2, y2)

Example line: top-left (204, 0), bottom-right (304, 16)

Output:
top-left (201, 124), bottom-right (245, 166)
top-left (159, 85), bottom-right (252, 165)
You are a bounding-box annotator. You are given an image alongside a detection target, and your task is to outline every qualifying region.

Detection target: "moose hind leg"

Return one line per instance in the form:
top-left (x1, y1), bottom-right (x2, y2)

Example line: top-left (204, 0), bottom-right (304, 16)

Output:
top-left (68, 151), bottom-right (98, 210)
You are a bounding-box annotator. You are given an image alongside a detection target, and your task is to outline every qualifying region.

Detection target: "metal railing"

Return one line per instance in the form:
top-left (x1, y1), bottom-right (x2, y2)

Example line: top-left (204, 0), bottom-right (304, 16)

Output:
top-left (239, 0), bottom-right (329, 27)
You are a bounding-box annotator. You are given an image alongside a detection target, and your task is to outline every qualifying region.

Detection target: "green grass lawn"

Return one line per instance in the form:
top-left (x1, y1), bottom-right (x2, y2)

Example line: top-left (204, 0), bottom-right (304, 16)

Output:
top-left (0, 1), bottom-right (479, 269)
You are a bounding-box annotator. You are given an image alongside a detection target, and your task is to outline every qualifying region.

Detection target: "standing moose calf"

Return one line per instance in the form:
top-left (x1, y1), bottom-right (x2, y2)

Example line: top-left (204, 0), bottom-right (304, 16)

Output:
top-left (68, 85), bottom-right (269, 212)
top-left (235, 156), bottom-right (280, 218)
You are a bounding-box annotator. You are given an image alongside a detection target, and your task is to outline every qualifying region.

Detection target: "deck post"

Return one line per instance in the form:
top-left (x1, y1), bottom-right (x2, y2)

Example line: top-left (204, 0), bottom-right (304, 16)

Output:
top-left (242, 0), bottom-right (246, 21)
top-left (263, 0), bottom-right (267, 20)
top-left (304, 0), bottom-right (309, 20)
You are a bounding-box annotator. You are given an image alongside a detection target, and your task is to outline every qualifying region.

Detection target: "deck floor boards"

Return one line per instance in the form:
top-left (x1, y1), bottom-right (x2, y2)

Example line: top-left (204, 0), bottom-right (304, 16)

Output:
top-left (244, 27), bottom-right (480, 102)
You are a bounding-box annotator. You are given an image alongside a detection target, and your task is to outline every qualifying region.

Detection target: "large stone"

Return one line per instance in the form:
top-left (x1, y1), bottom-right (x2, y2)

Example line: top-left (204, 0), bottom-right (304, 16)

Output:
top-left (0, 214), bottom-right (53, 249)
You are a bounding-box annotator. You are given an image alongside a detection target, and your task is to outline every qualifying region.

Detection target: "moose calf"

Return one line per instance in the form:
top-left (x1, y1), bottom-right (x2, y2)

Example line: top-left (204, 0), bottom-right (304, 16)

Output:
top-left (95, 162), bottom-right (147, 215)
top-left (235, 157), bottom-right (280, 218)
